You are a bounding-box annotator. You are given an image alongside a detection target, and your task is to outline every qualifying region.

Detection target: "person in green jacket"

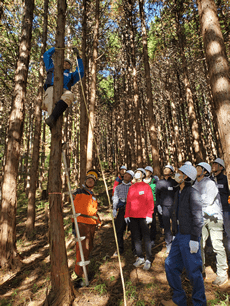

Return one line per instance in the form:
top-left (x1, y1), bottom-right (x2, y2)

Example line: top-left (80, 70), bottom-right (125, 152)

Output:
top-left (143, 166), bottom-right (159, 247)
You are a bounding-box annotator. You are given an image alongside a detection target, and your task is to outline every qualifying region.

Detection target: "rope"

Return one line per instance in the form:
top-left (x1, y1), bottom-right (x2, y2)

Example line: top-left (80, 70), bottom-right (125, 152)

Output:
top-left (49, 192), bottom-right (62, 195)
top-left (75, 54), bottom-right (127, 306)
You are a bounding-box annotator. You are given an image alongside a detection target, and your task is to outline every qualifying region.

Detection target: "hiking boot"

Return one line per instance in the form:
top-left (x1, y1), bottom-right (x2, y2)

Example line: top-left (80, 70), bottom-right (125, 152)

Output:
top-left (143, 260), bottom-right (151, 271)
top-left (45, 114), bottom-right (55, 129)
top-left (212, 275), bottom-right (228, 286)
top-left (161, 300), bottom-right (177, 306)
top-left (133, 257), bottom-right (145, 267)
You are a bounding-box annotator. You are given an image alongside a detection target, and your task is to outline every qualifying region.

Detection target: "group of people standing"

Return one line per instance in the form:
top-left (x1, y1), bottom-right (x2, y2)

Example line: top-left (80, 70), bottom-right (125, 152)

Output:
top-left (112, 158), bottom-right (230, 306)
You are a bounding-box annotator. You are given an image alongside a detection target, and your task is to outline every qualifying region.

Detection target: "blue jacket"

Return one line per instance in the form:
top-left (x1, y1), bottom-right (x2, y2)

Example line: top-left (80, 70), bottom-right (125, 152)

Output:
top-left (43, 47), bottom-right (84, 91)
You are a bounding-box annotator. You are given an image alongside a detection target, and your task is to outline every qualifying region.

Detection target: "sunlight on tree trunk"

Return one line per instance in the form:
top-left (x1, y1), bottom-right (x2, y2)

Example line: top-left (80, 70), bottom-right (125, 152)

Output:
top-left (0, 0), bottom-right (34, 269)
top-left (86, 0), bottom-right (99, 171)
top-left (197, 0), bottom-right (230, 182)
top-left (26, 0), bottom-right (49, 238)
top-left (139, 0), bottom-right (160, 176)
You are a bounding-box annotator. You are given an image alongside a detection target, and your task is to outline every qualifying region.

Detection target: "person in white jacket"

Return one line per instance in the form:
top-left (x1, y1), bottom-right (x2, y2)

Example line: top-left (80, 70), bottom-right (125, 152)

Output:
top-left (193, 162), bottom-right (228, 286)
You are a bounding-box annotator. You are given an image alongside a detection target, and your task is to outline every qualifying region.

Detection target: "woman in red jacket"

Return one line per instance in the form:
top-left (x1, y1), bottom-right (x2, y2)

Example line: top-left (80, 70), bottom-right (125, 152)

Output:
top-left (125, 168), bottom-right (154, 271)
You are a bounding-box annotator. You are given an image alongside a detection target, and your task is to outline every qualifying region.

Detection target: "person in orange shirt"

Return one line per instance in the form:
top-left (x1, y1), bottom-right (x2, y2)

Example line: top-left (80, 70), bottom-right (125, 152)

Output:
top-left (72, 169), bottom-right (101, 286)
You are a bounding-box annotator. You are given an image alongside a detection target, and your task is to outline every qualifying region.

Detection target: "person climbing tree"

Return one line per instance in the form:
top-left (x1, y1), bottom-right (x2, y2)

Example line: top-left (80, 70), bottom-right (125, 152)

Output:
top-left (43, 46), bottom-right (84, 129)
top-left (72, 169), bottom-right (101, 287)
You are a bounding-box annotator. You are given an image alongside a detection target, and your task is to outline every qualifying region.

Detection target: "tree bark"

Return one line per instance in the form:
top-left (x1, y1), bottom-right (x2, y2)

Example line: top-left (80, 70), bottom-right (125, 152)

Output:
top-left (197, 0), bottom-right (230, 181)
top-left (139, 0), bottom-right (160, 176)
top-left (86, 0), bottom-right (99, 171)
top-left (0, 0), bottom-right (34, 268)
top-left (46, 0), bottom-right (75, 304)
top-left (175, 4), bottom-right (204, 163)
top-left (26, 0), bottom-right (49, 237)
top-left (80, 0), bottom-right (88, 185)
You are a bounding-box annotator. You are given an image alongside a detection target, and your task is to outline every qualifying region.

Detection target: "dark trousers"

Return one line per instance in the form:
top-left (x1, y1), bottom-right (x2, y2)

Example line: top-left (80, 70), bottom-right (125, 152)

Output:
top-left (150, 212), bottom-right (156, 241)
top-left (115, 208), bottom-right (126, 253)
top-left (130, 218), bottom-right (151, 261)
top-left (115, 208), bottom-right (135, 253)
top-left (158, 211), bottom-right (164, 228)
top-left (162, 206), bottom-right (173, 246)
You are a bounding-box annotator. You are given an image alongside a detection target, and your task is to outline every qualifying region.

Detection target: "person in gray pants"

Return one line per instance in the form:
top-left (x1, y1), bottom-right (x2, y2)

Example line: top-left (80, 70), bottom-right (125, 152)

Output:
top-left (194, 162), bottom-right (228, 286)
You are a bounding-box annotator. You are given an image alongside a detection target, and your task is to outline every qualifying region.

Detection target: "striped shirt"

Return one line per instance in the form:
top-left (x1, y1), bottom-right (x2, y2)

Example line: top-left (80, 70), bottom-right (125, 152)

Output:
top-left (113, 181), bottom-right (131, 210)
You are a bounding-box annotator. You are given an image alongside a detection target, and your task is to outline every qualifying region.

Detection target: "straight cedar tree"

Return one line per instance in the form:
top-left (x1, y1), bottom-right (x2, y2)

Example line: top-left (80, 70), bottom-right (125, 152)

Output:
top-left (80, 0), bottom-right (88, 185)
top-left (47, 0), bottom-right (75, 304)
top-left (123, 0), bottom-right (142, 167)
top-left (26, 0), bottom-right (49, 237)
top-left (0, 0), bottom-right (34, 268)
top-left (174, 0), bottom-right (205, 163)
top-left (86, 0), bottom-right (99, 171)
top-left (139, 0), bottom-right (161, 177)
top-left (197, 0), bottom-right (230, 182)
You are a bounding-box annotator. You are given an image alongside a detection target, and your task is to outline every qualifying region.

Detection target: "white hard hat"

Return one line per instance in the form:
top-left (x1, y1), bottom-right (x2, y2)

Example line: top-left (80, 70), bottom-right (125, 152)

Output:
top-left (145, 166), bottom-right (153, 173)
top-left (136, 168), bottom-right (146, 176)
top-left (184, 161), bottom-right (192, 166)
top-left (165, 165), bottom-right (174, 172)
top-left (213, 158), bottom-right (225, 169)
top-left (179, 164), bottom-right (197, 181)
top-left (120, 165), bottom-right (127, 170)
top-left (197, 162), bottom-right (211, 174)
top-left (126, 170), bottom-right (134, 178)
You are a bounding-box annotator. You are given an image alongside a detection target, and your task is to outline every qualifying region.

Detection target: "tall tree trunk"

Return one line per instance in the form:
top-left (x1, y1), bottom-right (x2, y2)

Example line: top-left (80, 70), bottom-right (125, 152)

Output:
top-left (197, 0), bottom-right (230, 182)
top-left (139, 0), bottom-right (160, 176)
top-left (47, 0), bottom-right (75, 304)
top-left (0, 0), bottom-right (34, 268)
top-left (175, 67), bottom-right (193, 162)
top-left (175, 5), bottom-right (204, 163)
top-left (194, 10), bottom-right (223, 156)
top-left (86, 0), bottom-right (99, 171)
top-left (40, 119), bottom-right (46, 190)
top-left (130, 15), bottom-right (142, 166)
top-left (80, 0), bottom-right (88, 185)
top-left (0, 0), bottom-right (4, 22)
top-left (26, 0), bottom-right (48, 237)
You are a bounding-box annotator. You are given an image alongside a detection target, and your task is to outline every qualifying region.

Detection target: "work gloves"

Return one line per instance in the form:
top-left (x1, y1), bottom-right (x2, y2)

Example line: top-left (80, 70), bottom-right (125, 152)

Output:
top-left (73, 47), bottom-right (80, 59)
top-left (204, 212), bottom-right (218, 223)
top-left (125, 217), bottom-right (130, 223)
top-left (146, 217), bottom-right (152, 224)
top-left (157, 205), bottom-right (163, 215)
top-left (189, 240), bottom-right (199, 253)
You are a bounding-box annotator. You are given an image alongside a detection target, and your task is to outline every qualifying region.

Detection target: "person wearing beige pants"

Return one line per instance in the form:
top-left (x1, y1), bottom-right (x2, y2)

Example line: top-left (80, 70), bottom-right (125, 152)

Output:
top-left (43, 46), bottom-right (84, 129)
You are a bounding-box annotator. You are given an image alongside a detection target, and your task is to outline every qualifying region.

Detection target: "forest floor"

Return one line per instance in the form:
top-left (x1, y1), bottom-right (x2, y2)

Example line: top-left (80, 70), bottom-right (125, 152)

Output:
top-left (0, 173), bottom-right (230, 306)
